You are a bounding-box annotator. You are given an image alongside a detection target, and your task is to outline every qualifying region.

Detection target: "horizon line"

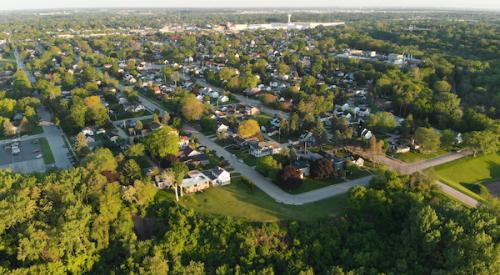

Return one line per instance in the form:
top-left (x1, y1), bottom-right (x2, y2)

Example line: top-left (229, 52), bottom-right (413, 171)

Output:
top-left (1, 6), bottom-right (500, 13)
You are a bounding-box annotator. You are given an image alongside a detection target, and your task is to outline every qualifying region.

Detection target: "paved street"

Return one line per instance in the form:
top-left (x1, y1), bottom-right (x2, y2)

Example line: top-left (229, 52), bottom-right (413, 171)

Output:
top-left (185, 125), bottom-right (372, 205)
top-left (13, 50), bottom-right (73, 170)
top-left (349, 147), bottom-right (478, 206)
top-left (435, 181), bottom-right (479, 207)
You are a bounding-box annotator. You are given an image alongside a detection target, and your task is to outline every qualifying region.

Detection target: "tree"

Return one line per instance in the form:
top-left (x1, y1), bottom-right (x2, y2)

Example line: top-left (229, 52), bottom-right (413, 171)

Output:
top-left (122, 180), bottom-right (157, 214)
top-left (433, 80), bottom-right (452, 93)
top-left (125, 143), bottom-right (145, 158)
top-left (278, 165), bottom-right (302, 189)
top-left (2, 120), bottom-right (16, 137)
top-left (172, 162), bottom-right (188, 201)
top-left (82, 148), bottom-right (117, 172)
top-left (13, 70), bottom-right (32, 93)
top-left (440, 129), bottom-right (456, 150)
top-left (145, 126), bottom-right (179, 158)
top-left (134, 120), bottom-right (143, 135)
top-left (18, 117), bottom-right (31, 134)
top-left (369, 136), bottom-right (384, 155)
top-left (464, 130), bottom-right (498, 156)
top-left (161, 112), bottom-right (170, 125)
top-left (256, 156), bottom-right (281, 179)
top-left (75, 132), bottom-right (89, 156)
top-left (415, 127), bottom-right (441, 153)
top-left (311, 159), bottom-right (334, 180)
top-left (290, 112), bottom-right (300, 133)
top-left (238, 119), bottom-right (260, 138)
top-left (367, 112), bottom-right (397, 133)
top-left (69, 103), bottom-right (87, 131)
top-left (121, 159), bottom-right (141, 185)
top-left (181, 94), bottom-right (205, 121)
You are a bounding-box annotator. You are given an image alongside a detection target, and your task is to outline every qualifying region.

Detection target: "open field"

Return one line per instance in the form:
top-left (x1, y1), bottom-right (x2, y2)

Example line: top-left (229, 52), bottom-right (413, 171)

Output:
top-left (428, 153), bottom-right (500, 201)
top-left (155, 177), bottom-right (348, 222)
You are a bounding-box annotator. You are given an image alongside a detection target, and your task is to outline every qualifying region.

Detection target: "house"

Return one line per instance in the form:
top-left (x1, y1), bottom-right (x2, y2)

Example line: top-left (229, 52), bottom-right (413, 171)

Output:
top-left (81, 127), bottom-right (94, 136)
top-left (219, 95), bottom-right (229, 103)
top-left (245, 106), bottom-right (260, 116)
top-left (125, 104), bottom-right (146, 113)
top-left (292, 161), bottom-right (310, 178)
top-left (249, 140), bottom-right (281, 157)
top-left (270, 117), bottom-right (281, 127)
top-left (360, 129), bottom-right (373, 140)
top-left (182, 171), bottom-right (211, 193)
top-left (184, 152), bottom-right (210, 167)
top-left (217, 124), bottom-right (230, 139)
top-left (352, 157), bottom-right (364, 167)
top-left (179, 136), bottom-right (190, 149)
top-left (203, 167), bottom-right (231, 186)
top-left (299, 131), bottom-right (316, 146)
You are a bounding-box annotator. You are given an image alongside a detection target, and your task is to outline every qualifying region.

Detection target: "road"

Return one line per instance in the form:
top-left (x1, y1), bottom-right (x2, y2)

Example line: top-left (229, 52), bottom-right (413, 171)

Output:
top-left (435, 181), bottom-right (479, 207)
top-left (185, 125), bottom-right (372, 205)
top-left (349, 147), bottom-right (478, 206)
top-left (106, 65), bottom-right (479, 206)
top-left (129, 87), bottom-right (370, 204)
top-left (14, 49), bottom-right (73, 170)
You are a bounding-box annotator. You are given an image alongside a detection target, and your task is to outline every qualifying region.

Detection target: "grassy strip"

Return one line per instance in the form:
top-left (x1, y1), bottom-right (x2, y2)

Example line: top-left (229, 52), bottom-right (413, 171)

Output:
top-left (39, 138), bottom-right (55, 165)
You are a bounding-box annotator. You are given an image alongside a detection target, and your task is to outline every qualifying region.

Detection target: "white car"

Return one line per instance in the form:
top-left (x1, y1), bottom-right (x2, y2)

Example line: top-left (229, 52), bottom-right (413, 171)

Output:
top-left (35, 154), bottom-right (42, 159)
top-left (11, 147), bottom-right (20, 155)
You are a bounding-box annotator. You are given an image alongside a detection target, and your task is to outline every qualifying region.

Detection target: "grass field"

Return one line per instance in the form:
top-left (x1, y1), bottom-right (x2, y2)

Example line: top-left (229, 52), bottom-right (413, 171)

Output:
top-left (394, 149), bottom-right (448, 163)
top-left (39, 138), bottom-right (55, 165)
top-left (428, 153), bottom-right (500, 201)
top-left (155, 177), bottom-right (348, 222)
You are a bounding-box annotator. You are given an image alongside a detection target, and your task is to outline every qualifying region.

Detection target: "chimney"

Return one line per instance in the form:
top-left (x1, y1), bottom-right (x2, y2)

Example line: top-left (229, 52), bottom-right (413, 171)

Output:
top-left (288, 14), bottom-right (292, 24)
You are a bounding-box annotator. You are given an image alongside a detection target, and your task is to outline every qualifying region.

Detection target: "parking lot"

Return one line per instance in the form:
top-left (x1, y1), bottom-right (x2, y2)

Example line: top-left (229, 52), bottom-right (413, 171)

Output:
top-left (0, 138), bottom-right (47, 173)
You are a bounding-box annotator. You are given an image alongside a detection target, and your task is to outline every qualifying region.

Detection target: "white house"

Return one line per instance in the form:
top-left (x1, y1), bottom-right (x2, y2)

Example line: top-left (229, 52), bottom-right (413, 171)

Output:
top-left (203, 167), bottom-right (231, 186)
top-left (360, 129), bottom-right (373, 140)
top-left (81, 127), bottom-right (94, 136)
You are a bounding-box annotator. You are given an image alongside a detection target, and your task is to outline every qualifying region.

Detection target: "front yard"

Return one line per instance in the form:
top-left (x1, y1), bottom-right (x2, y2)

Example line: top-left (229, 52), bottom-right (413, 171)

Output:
top-left (155, 176), bottom-right (348, 222)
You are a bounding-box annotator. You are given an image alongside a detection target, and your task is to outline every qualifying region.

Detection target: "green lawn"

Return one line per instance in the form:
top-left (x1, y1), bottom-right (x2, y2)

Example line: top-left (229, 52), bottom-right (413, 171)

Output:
top-left (39, 138), bottom-right (55, 165)
top-left (155, 177), bottom-right (348, 222)
top-left (428, 153), bottom-right (500, 201)
top-left (226, 146), bottom-right (257, 166)
top-left (254, 113), bottom-right (273, 127)
top-left (394, 149), bottom-right (448, 163)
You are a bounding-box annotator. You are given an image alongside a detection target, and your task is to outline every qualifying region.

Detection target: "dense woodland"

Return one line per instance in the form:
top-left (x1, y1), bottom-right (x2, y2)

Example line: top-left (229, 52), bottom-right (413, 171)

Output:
top-left (0, 152), bottom-right (498, 274)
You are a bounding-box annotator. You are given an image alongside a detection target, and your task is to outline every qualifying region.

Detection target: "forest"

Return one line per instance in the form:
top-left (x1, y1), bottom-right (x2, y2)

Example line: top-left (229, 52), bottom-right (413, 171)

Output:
top-left (0, 150), bottom-right (498, 274)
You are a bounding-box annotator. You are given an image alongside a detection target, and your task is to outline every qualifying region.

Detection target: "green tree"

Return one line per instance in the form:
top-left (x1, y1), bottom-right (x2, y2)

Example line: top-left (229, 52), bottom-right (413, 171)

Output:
top-left (415, 127), bottom-right (441, 153)
top-left (145, 126), bottom-right (180, 158)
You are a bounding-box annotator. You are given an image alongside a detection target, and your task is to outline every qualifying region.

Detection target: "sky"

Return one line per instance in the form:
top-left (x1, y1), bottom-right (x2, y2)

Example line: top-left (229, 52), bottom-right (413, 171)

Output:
top-left (1, 0), bottom-right (499, 11)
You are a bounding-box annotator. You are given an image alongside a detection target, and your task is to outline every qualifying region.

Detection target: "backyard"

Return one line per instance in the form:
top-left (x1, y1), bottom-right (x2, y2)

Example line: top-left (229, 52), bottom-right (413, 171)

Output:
top-left (155, 176), bottom-right (348, 222)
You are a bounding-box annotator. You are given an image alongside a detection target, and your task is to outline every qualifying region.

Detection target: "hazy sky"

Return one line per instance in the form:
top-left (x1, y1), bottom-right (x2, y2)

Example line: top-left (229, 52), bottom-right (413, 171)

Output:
top-left (2, 0), bottom-right (499, 11)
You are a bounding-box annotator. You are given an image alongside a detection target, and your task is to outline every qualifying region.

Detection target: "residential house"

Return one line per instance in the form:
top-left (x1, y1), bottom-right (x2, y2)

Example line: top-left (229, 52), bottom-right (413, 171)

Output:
top-left (203, 167), bottom-right (231, 186)
top-left (292, 161), bottom-right (310, 178)
top-left (248, 140), bottom-right (281, 157)
top-left (181, 171), bottom-right (211, 193)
